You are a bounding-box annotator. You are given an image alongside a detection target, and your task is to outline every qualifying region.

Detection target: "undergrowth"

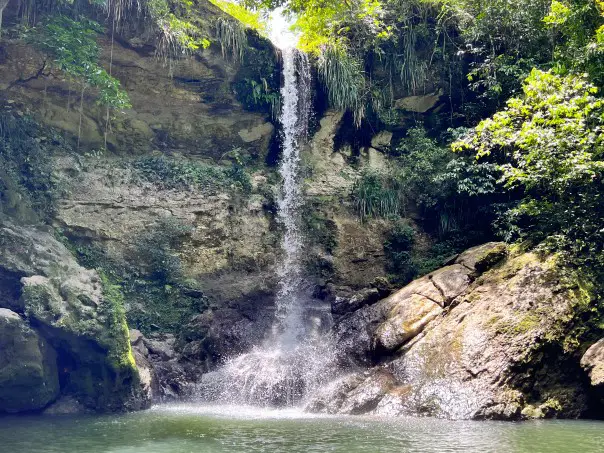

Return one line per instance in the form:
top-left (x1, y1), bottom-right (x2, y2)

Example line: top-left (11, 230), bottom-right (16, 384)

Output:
top-left (129, 156), bottom-right (252, 193)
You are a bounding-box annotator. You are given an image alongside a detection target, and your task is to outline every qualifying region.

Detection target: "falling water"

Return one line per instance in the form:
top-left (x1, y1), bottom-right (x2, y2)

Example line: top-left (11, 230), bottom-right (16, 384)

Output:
top-left (197, 48), bottom-right (336, 407)
top-left (274, 48), bottom-right (311, 347)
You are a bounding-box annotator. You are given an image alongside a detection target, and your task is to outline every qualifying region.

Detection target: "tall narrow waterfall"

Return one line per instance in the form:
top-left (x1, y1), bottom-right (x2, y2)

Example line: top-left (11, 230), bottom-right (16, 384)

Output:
top-left (274, 48), bottom-right (311, 347)
top-left (198, 48), bottom-right (335, 407)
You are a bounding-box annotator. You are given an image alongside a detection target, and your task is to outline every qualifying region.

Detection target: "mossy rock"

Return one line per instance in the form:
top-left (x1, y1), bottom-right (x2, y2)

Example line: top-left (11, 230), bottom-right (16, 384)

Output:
top-left (0, 308), bottom-right (60, 413)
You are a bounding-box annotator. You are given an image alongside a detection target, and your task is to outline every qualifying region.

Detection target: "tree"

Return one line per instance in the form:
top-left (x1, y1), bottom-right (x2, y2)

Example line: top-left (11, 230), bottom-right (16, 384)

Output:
top-left (455, 69), bottom-right (604, 272)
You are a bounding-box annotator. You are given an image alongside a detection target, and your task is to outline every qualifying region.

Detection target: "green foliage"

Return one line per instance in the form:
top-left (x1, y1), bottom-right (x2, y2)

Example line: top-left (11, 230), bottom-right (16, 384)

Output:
top-left (384, 221), bottom-right (416, 283)
top-left (130, 155), bottom-right (252, 193)
top-left (214, 16), bottom-right (248, 62)
top-left (210, 0), bottom-right (267, 33)
top-left (236, 77), bottom-right (281, 117)
top-left (0, 111), bottom-right (61, 223)
top-left (456, 69), bottom-right (604, 277)
top-left (351, 170), bottom-right (402, 222)
top-left (232, 32), bottom-right (281, 117)
top-left (28, 15), bottom-right (130, 110)
top-left (318, 46), bottom-right (366, 126)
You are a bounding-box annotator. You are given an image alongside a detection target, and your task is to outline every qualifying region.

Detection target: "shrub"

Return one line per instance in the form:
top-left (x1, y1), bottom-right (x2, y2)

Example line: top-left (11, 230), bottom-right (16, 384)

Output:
top-left (130, 156), bottom-right (252, 193)
top-left (455, 69), bottom-right (604, 279)
top-left (384, 222), bottom-right (416, 284)
top-left (351, 170), bottom-right (402, 222)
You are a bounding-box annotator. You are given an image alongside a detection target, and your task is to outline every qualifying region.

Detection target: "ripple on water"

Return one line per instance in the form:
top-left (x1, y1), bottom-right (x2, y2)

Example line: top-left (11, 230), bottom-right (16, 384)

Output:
top-left (1, 405), bottom-right (604, 453)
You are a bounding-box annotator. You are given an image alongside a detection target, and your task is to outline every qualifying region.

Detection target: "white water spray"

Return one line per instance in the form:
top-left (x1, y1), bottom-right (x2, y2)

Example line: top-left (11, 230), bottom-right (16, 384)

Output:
top-left (197, 48), bottom-right (335, 407)
top-left (274, 48), bottom-right (311, 347)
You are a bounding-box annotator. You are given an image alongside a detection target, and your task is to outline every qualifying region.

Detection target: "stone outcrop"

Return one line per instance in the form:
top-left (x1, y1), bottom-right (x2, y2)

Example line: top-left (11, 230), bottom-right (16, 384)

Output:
top-left (311, 243), bottom-right (598, 420)
top-left (0, 220), bottom-right (150, 413)
top-left (0, 308), bottom-right (59, 413)
top-left (581, 339), bottom-right (604, 388)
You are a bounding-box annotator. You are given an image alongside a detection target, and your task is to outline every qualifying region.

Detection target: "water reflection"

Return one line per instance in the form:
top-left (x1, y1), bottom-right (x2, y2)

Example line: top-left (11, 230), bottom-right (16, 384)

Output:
top-left (1, 405), bottom-right (603, 453)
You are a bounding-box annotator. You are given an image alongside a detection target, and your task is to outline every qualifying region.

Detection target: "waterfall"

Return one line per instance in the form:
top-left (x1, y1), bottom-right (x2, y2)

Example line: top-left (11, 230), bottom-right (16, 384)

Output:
top-left (274, 48), bottom-right (311, 347)
top-left (197, 48), bottom-right (335, 407)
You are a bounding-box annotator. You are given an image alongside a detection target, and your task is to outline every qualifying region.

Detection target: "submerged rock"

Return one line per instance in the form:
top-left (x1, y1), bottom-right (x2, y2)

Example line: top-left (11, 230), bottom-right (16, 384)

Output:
top-left (0, 308), bottom-right (60, 413)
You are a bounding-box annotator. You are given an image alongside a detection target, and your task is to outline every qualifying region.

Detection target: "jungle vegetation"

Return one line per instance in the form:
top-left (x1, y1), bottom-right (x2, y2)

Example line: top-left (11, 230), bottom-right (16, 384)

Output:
top-left (1, 0), bottom-right (602, 290)
top-left (235, 0), bottom-right (603, 286)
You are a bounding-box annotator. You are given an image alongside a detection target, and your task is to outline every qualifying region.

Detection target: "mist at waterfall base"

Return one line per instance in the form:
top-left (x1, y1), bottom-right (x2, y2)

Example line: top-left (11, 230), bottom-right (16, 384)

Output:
top-left (197, 48), bottom-right (338, 408)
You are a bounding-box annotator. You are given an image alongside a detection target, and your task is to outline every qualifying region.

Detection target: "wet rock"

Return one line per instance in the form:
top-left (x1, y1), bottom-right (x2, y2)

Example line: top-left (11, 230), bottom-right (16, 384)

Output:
top-left (0, 308), bottom-right (59, 413)
top-left (332, 287), bottom-right (381, 317)
top-left (152, 360), bottom-right (199, 400)
top-left (305, 374), bottom-right (365, 413)
top-left (43, 396), bottom-right (89, 415)
top-left (323, 246), bottom-right (593, 420)
top-left (332, 302), bottom-right (390, 367)
top-left (182, 307), bottom-right (272, 365)
top-left (581, 339), bottom-right (604, 387)
top-left (339, 370), bottom-right (398, 415)
top-left (374, 294), bottom-right (442, 352)
top-left (0, 220), bottom-right (148, 413)
top-left (144, 335), bottom-right (177, 361)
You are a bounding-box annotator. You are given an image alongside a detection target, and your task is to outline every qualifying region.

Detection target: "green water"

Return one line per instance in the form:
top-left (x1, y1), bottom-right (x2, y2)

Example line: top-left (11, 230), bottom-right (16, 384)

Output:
top-left (1, 404), bottom-right (603, 453)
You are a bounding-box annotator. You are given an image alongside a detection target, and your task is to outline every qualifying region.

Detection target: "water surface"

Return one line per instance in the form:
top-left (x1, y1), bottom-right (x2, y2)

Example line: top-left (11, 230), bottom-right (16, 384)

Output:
top-left (1, 404), bottom-right (603, 453)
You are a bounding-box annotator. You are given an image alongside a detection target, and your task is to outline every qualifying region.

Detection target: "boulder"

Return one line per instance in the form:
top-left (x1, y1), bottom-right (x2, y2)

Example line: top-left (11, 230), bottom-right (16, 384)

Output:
top-left (43, 396), bottom-right (89, 415)
top-left (581, 339), bottom-right (604, 387)
top-left (0, 308), bottom-right (60, 413)
top-left (374, 294), bottom-right (442, 352)
top-left (332, 288), bottom-right (381, 317)
top-left (370, 131), bottom-right (393, 151)
top-left (455, 242), bottom-right (508, 273)
top-left (428, 264), bottom-right (472, 306)
top-left (395, 92), bottom-right (442, 113)
top-left (0, 220), bottom-right (149, 413)
top-left (320, 245), bottom-right (593, 420)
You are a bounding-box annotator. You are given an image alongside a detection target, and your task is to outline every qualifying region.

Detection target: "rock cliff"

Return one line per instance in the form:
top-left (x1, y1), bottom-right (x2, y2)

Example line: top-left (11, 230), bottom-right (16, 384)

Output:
top-left (310, 243), bottom-right (602, 420)
top-left (0, 1), bottom-right (602, 420)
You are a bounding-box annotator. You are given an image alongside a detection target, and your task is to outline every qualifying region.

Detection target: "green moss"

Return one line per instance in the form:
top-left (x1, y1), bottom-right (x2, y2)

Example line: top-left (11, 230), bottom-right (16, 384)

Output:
top-left (129, 156), bottom-right (252, 194)
top-left (514, 314), bottom-right (540, 334)
top-left (0, 111), bottom-right (64, 223)
top-left (99, 272), bottom-right (136, 372)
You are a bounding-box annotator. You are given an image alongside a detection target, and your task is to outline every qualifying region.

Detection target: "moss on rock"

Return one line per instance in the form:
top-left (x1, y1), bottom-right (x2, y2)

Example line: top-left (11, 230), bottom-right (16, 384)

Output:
top-left (0, 308), bottom-right (60, 413)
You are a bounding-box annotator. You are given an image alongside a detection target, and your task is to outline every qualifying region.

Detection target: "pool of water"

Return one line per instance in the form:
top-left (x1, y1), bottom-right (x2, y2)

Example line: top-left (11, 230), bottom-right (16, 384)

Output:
top-left (1, 404), bottom-right (603, 453)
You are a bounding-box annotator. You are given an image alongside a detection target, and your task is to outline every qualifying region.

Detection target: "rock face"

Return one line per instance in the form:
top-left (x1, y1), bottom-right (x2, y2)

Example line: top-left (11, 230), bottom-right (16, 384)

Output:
top-left (0, 308), bottom-right (59, 413)
top-left (312, 243), bottom-right (598, 420)
top-left (0, 220), bottom-right (149, 413)
top-left (582, 339), bottom-right (604, 387)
